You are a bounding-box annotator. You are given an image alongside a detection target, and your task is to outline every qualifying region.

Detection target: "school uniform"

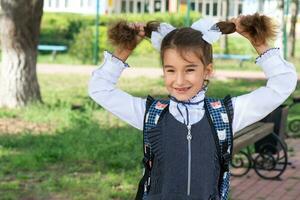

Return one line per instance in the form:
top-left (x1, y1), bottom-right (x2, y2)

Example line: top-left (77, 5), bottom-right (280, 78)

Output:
top-left (88, 48), bottom-right (297, 199)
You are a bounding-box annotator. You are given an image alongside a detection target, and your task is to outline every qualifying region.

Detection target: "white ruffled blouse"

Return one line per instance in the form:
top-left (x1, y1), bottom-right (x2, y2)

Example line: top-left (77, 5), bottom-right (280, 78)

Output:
top-left (88, 48), bottom-right (297, 134)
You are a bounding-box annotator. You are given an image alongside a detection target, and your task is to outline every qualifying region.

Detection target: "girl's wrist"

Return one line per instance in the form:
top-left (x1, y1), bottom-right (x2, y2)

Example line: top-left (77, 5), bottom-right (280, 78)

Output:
top-left (252, 43), bottom-right (270, 55)
top-left (113, 48), bottom-right (133, 62)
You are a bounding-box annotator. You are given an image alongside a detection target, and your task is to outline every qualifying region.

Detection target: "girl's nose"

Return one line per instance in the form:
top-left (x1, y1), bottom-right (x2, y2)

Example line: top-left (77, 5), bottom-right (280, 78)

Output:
top-left (175, 72), bottom-right (185, 85)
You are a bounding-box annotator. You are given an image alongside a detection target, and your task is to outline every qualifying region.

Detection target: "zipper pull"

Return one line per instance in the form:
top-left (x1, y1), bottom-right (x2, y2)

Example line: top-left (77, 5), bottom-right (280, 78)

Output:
top-left (187, 124), bottom-right (192, 140)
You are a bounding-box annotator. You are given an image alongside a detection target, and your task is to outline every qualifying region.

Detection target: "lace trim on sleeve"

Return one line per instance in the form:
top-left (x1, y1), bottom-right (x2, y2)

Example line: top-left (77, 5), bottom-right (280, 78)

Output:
top-left (104, 50), bottom-right (130, 68)
top-left (255, 47), bottom-right (280, 64)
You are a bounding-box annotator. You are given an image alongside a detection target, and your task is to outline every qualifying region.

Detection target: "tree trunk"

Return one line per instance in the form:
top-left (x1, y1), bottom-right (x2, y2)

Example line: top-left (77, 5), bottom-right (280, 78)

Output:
top-left (288, 0), bottom-right (299, 58)
top-left (0, 0), bottom-right (43, 108)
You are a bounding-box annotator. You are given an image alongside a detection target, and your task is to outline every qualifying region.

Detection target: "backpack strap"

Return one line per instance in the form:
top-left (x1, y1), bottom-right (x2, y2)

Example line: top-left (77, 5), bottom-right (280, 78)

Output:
top-left (204, 95), bottom-right (234, 200)
top-left (135, 96), bottom-right (169, 200)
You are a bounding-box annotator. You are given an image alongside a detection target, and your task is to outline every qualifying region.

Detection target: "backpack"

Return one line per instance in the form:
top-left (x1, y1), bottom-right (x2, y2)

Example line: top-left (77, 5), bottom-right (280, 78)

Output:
top-left (135, 95), bottom-right (234, 200)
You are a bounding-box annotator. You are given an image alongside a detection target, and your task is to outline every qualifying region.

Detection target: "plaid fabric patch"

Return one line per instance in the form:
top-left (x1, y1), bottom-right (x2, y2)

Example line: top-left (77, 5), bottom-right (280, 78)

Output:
top-left (205, 97), bottom-right (233, 200)
top-left (144, 99), bottom-right (169, 145)
top-left (220, 171), bottom-right (231, 199)
top-left (143, 99), bottom-right (169, 199)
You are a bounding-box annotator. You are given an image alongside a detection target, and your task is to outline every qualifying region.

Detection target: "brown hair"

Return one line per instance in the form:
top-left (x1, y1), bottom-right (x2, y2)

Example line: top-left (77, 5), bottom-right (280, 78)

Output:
top-left (107, 20), bottom-right (160, 50)
top-left (108, 13), bottom-right (277, 66)
top-left (238, 13), bottom-right (278, 45)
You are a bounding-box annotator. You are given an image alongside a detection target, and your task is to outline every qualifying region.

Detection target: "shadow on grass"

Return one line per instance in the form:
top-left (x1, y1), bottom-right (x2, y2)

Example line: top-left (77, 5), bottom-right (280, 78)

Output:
top-left (0, 112), bottom-right (143, 200)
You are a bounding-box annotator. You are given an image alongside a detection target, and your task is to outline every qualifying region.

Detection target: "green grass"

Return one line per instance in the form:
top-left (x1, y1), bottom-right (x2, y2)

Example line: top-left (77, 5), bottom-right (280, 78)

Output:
top-left (0, 74), bottom-right (299, 199)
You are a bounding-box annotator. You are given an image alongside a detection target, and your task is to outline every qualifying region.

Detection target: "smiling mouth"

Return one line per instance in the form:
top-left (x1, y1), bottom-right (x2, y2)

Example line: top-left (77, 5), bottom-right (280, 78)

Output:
top-left (174, 87), bottom-right (192, 93)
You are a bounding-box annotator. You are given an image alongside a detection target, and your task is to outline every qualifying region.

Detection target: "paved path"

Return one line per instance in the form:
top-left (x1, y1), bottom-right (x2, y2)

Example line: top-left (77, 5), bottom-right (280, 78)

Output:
top-left (231, 138), bottom-right (300, 200)
top-left (37, 63), bottom-right (300, 80)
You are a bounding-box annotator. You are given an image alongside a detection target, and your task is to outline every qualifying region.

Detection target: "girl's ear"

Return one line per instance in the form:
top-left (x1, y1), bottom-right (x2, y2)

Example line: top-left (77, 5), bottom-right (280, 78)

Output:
top-left (205, 63), bottom-right (213, 78)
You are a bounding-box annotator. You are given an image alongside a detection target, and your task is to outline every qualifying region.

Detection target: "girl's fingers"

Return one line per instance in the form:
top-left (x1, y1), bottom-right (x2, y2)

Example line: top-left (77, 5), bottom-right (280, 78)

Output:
top-left (135, 23), bottom-right (145, 37)
top-left (128, 23), bottom-right (135, 29)
top-left (229, 17), bottom-right (237, 23)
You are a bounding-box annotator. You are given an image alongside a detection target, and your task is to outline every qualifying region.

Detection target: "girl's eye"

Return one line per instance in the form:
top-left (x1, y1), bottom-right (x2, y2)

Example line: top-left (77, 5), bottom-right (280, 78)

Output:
top-left (166, 70), bottom-right (175, 73)
top-left (186, 69), bottom-right (195, 72)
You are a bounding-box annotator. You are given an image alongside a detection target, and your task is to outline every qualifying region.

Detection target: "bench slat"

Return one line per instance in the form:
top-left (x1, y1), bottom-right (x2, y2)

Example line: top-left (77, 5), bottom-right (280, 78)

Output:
top-left (213, 54), bottom-right (252, 60)
top-left (38, 45), bottom-right (67, 51)
top-left (234, 122), bottom-right (263, 139)
top-left (233, 122), bottom-right (274, 154)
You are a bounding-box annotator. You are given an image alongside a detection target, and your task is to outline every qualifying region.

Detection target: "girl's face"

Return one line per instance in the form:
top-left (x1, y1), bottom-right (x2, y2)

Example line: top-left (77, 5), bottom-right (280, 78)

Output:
top-left (163, 49), bottom-right (213, 101)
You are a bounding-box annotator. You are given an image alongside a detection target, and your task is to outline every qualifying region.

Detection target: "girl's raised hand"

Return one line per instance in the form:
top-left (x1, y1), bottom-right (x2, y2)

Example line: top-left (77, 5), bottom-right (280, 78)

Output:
top-left (230, 15), bottom-right (272, 55)
top-left (109, 21), bottom-right (146, 62)
top-left (230, 16), bottom-right (253, 43)
top-left (128, 22), bottom-right (146, 45)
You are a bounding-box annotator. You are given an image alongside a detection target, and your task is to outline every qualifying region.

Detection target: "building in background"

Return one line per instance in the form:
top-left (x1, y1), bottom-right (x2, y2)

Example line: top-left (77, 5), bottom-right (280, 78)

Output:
top-left (43, 0), bottom-right (285, 18)
top-left (43, 0), bottom-right (106, 14)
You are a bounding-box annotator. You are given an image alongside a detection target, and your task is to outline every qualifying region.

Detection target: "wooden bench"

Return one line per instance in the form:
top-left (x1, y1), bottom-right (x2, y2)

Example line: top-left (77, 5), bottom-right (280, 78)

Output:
top-left (213, 54), bottom-right (252, 67)
top-left (233, 122), bottom-right (274, 154)
top-left (232, 122), bottom-right (288, 179)
top-left (38, 45), bottom-right (67, 61)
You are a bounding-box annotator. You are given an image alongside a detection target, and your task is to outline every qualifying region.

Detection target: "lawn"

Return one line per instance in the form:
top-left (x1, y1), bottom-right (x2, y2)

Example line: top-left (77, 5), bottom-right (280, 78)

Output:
top-left (0, 74), bottom-right (299, 199)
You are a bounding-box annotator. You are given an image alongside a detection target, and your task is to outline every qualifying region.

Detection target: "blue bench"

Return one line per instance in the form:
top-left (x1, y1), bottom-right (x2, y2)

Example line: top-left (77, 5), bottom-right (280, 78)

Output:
top-left (38, 45), bottom-right (67, 61)
top-left (213, 54), bottom-right (252, 67)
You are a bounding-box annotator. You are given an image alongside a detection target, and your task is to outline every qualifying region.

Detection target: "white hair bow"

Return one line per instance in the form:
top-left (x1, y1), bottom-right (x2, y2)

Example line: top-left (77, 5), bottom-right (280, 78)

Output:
top-left (150, 22), bottom-right (176, 51)
top-left (150, 18), bottom-right (221, 51)
top-left (191, 17), bottom-right (222, 44)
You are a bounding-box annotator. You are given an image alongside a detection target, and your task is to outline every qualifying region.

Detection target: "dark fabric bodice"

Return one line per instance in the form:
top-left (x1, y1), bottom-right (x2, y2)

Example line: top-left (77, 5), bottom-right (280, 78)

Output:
top-left (147, 111), bottom-right (220, 200)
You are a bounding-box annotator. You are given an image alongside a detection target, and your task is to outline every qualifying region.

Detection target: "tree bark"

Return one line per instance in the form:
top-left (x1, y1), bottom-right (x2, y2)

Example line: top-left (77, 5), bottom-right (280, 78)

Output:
top-left (0, 0), bottom-right (43, 108)
top-left (288, 0), bottom-right (299, 58)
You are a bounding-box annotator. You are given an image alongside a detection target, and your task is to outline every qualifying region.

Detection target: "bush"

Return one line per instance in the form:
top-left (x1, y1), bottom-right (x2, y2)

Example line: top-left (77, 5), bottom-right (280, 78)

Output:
top-left (69, 27), bottom-right (95, 64)
top-left (40, 12), bottom-right (202, 46)
top-left (40, 13), bottom-right (94, 45)
top-left (69, 24), bottom-right (158, 64)
top-left (69, 26), bottom-right (113, 64)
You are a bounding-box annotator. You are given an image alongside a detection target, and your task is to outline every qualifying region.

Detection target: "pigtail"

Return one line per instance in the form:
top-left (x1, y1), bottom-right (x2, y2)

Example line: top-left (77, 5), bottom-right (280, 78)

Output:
top-left (239, 13), bottom-right (278, 45)
top-left (217, 13), bottom-right (278, 45)
top-left (216, 21), bottom-right (236, 34)
top-left (108, 20), bottom-right (160, 50)
top-left (144, 21), bottom-right (160, 38)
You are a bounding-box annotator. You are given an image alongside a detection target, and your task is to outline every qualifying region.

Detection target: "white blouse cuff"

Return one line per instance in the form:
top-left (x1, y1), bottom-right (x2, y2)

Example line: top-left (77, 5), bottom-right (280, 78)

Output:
top-left (92, 51), bottom-right (129, 78)
top-left (255, 48), bottom-right (290, 78)
top-left (104, 50), bottom-right (130, 68)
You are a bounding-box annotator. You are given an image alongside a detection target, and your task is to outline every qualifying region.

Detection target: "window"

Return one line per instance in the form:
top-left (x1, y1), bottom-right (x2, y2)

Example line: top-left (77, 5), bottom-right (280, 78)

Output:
top-left (166, 0), bottom-right (169, 12)
top-left (198, 3), bottom-right (202, 12)
top-left (129, 0), bottom-right (134, 12)
top-left (137, 2), bottom-right (141, 13)
top-left (238, 3), bottom-right (243, 15)
top-left (206, 3), bottom-right (210, 15)
top-left (55, 0), bottom-right (59, 8)
top-left (145, 1), bottom-right (149, 13)
top-left (88, 0), bottom-right (93, 7)
top-left (213, 3), bottom-right (218, 16)
top-left (64, 0), bottom-right (68, 8)
top-left (48, 0), bottom-right (52, 7)
top-left (80, 0), bottom-right (84, 7)
top-left (191, 2), bottom-right (195, 11)
top-left (154, 0), bottom-right (161, 12)
top-left (121, 0), bottom-right (126, 13)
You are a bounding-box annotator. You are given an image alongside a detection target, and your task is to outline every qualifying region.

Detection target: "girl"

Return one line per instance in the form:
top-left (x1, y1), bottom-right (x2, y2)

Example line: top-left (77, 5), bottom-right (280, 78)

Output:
top-left (88, 13), bottom-right (297, 200)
